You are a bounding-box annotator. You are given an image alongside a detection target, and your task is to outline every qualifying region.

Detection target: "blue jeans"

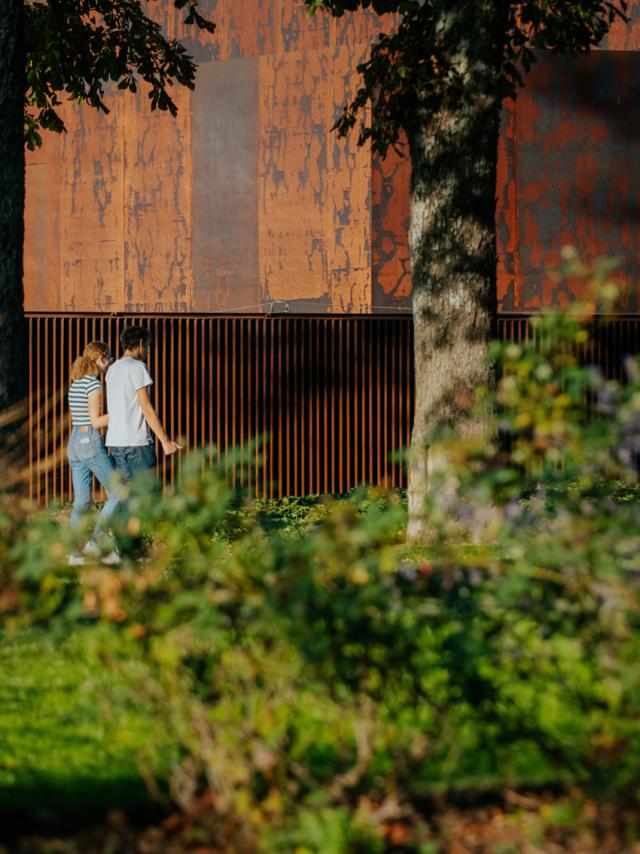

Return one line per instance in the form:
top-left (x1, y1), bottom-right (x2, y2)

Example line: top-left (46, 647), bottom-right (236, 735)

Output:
top-left (109, 443), bottom-right (156, 484)
top-left (67, 426), bottom-right (120, 536)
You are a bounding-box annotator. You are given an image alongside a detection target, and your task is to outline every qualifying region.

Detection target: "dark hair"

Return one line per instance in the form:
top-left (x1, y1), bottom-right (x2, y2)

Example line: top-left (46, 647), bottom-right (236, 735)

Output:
top-left (120, 326), bottom-right (151, 353)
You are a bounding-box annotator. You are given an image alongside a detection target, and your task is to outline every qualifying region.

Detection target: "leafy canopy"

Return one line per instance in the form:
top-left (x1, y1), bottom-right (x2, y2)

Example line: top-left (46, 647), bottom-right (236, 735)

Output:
top-left (24, 0), bottom-right (215, 149)
top-left (305, 0), bottom-right (628, 155)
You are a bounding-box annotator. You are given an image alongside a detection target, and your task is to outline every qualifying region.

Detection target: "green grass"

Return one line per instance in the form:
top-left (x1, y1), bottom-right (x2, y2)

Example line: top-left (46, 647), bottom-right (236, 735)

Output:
top-left (0, 628), bottom-right (168, 823)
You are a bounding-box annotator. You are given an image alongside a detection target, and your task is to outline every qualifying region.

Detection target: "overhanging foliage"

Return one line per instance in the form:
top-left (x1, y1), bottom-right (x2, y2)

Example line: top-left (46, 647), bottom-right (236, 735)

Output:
top-left (24, 0), bottom-right (214, 148)
top-left (305, 0), bottom-right (628, 155)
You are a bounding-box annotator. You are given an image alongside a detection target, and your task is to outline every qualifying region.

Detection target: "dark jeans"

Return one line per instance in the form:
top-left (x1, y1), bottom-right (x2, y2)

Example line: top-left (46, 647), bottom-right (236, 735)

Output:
top-left (109, 444), bottom-right (156, 556)
top-left (110, 443), bottom-right (157, 484)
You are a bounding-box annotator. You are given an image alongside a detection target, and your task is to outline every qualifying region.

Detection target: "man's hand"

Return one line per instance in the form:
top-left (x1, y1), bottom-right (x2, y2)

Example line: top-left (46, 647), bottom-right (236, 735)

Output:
top-left (162, 438), bottom-right (182, 456)
top-left (137, 386), bottom-right (183, 456)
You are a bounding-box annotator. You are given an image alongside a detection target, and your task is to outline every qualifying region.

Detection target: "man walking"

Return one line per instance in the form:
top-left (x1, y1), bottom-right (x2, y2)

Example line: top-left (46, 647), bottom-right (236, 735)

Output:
top-left (106, 326), bottom-right (181, 482)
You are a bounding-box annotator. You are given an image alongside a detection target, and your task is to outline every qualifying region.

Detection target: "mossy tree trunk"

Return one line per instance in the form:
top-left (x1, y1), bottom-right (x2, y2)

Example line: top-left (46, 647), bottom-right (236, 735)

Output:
top-left (405, 0), bottom-right (503, 544)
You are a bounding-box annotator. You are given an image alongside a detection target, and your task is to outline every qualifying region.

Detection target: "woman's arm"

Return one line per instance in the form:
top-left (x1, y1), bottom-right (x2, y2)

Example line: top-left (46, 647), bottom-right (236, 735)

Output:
top-left (88, 388), bottom-right (109, 429)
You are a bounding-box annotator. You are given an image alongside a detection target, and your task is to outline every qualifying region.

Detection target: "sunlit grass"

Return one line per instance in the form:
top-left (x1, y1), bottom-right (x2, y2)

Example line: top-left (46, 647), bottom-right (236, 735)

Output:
top-left (0, 628), bottom-right (169, 818)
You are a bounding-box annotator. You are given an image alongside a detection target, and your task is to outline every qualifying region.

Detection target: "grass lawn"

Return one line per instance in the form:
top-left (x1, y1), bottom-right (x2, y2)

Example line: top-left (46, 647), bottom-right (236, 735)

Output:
top-left (0, 627), bottom-right (168, 828)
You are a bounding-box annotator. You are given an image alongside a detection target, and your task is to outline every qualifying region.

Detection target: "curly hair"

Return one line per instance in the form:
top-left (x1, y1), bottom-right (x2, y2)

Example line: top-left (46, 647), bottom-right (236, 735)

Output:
top-left (70, 341), bottom-right (110, 382)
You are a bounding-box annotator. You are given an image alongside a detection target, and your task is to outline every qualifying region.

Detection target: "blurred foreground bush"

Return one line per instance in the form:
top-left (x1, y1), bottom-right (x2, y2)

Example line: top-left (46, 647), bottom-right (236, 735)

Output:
top-left (1, 260), bottom-right (640, 852)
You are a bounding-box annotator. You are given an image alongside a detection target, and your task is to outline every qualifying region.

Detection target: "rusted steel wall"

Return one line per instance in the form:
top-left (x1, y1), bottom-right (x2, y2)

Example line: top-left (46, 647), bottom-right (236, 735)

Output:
top-left (23, 1), bottom-right (640, 315)
top-left (24, 1), bottom-right (408, 315)
top-left (497, 49), bottom-right (640, 311)
top-left (495, 1), bottom-right (640, 310)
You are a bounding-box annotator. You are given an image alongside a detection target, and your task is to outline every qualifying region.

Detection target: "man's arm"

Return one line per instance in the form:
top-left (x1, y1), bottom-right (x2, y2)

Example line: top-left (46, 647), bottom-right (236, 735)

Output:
top-left (136, 386), bottom-right (182, 455)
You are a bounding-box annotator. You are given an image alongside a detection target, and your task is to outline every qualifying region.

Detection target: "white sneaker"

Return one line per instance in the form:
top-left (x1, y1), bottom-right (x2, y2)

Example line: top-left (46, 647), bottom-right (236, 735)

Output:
top-left (101, 550), bottom-right (121, 567)
top-left (83, 541), bottom-right (101, 559)
top-left (67, 553), bottom-right (85, 566)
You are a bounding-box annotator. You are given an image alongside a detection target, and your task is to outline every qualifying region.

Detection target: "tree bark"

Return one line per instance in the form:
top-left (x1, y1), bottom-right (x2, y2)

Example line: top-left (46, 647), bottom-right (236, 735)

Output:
top-left (406, 0), bottom-right (503, 544)
top-left (0, 1), bottom-right (26, 420)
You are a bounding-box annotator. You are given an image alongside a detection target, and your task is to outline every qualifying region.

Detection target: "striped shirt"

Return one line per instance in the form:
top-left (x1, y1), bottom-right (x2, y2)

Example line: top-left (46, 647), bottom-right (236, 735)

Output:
top-left (68, 375), bottom-right (102, 426)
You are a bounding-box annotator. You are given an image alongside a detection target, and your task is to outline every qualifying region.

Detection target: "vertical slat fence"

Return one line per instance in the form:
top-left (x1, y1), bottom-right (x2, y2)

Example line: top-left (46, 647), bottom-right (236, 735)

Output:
top-left (25, 313), bottom-right (640, 506)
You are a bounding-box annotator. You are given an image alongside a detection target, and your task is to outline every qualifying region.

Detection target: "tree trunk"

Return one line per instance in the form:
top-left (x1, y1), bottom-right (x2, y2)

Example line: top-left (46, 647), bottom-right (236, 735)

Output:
top-left (0, 1), bottom-right (26, 421)
top-left (405, 1), bottom-right (503, 544)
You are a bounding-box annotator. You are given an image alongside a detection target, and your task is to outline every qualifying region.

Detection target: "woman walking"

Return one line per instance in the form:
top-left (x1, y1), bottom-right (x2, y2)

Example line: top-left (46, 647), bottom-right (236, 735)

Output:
top-left (67, 341), bottom-right (120, 566)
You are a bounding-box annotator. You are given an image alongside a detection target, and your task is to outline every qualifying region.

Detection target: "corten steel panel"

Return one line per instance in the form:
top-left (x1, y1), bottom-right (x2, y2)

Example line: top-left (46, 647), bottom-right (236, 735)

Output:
top-left (62, 100), bottom-right (125, 312)
top-left (24, 162), bottom-right (48, 309)
top-left (26, 313), bottom-right (415, 505)
top-left (25, 98), bottom-right (125, 312)
top-left (23, 0), bottom-right (640, 316)
top-left (371, 145), bottom-right (412, 310)
top-left (191, 57), bottom-right (260, 311)
top-left (22, 0), bottom-right (398, 316)
top-left (123, 86), bottom-right (193, 312)
top-left (258, 45), bottom-right (372, 311)
top-left (497, 51), bottom-right (640, 312)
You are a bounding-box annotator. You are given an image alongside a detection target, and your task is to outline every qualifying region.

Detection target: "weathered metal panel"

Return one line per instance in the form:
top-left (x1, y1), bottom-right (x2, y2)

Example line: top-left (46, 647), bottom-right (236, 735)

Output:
top-left (371, 146), bottom-right (411, 310)
top-left (191, 56), bottom-right (260, 311)
top-left (258, 45), bottom-right (372, 311)
top-left (23, 162), bottom-right (49, 310)
top-left (123, 86), bottom-right (193, 312)
top-left (497, 50), bottom-right (640, 311)
top-left (61, 99), bottom-right (125, 312)
top-left (23, 0), bottom-right (389, 315)
top-left (22, 0), bottom-right (640, 316)
top-left (25, 98), bottom-right (125, 312)
top-left (25, 130), bottom-right (61, 313)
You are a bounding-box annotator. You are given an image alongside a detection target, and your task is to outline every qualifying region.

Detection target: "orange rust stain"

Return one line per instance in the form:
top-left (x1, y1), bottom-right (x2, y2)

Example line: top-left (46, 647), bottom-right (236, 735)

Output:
top-left (610, 169), bottom-right (633, 259)
top-left (258, 45), bottom-right (371, 311)
top-left (516, 86), bottom-right (544, 145)
top-left (542, 118), bottom-right (578, 156)
top-left (328, 113), bottom-right (372, 312)
top-left (584, 123), bottom-right (611, 144)
top-left (574, 151), bottom-right (599, 197)
top-left (372, 142), bottom-right (411, 305)
top-left (518, 181), bottom-right (545, 204)
top-left (123, 86), bottom-right (193, 312)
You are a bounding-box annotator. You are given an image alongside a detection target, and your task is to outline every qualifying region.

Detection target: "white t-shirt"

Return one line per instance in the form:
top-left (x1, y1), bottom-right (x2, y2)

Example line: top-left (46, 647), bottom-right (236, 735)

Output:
top-left (105, 357), bottom-right (153, 447)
